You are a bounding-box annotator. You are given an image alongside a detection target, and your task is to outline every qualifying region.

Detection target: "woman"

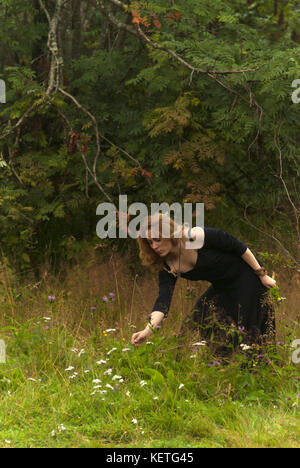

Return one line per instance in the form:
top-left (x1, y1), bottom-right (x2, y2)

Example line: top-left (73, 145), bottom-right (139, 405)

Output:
top-left (131, 213), bottom-right (276, 348)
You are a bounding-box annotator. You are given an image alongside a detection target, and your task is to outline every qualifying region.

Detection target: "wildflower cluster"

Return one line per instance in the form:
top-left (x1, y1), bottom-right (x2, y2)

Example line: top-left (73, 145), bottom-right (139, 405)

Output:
top-left (102, 292), bottom-right (116, 302)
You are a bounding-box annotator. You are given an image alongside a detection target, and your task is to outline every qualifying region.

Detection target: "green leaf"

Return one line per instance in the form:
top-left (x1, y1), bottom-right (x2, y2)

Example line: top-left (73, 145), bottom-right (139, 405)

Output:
top-left (141, 368), bottom-right (166, 386)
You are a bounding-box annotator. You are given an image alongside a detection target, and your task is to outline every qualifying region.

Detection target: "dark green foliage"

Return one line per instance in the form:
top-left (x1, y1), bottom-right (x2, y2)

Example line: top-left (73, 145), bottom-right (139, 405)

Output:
top-left (0, 0), bottom-right (299, 273)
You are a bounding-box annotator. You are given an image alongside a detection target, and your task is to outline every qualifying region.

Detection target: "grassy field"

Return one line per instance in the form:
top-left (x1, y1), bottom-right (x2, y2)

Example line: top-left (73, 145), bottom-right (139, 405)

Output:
top-left (0, 252), bottom-right (299, 448)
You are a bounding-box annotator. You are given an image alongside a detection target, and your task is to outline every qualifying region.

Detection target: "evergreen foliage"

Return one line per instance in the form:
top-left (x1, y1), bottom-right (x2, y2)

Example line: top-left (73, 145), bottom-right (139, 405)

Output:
top-left (0, 0), bottom-right (299, 272)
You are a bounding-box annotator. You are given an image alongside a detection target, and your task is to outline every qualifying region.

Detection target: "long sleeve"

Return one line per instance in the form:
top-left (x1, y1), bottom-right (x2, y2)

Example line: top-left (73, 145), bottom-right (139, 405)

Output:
top-left (151, 268), bottom-right (177, 318)
top-left (203, 227), bottom-right (247, 256)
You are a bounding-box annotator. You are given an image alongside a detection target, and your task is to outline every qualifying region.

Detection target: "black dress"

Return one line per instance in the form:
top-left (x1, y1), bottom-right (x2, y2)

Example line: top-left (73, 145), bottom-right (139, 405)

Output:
top-left (151, 227), bottom-right (275, 343)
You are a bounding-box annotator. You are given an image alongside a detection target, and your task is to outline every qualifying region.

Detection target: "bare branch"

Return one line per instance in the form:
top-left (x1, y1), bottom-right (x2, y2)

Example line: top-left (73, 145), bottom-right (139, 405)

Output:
top-left (55, 105), bottom-right (114, 203)
top-left (38, 0), bottom-right (51, 24)
top-left (243, 205), bottom-right (299, 268)
top-left (0, 0), bottom-right (66, 142)
top-left (96, 0), bottom-right (264, 145)
top-left (97, 0), bottom-right (260, 76)
top-left (273, 123), bottom-right (300, 248)
top-left (40, 0), bottom-right (66, 93)
top-left (58, 86), bottom-right (151, 186)
top-left (58, 87), bottom-right (101, 176)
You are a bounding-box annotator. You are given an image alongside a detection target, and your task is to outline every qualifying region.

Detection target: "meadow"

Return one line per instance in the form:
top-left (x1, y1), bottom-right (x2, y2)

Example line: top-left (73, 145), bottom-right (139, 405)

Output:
top-left (0, 250), bottom-right (299, 448)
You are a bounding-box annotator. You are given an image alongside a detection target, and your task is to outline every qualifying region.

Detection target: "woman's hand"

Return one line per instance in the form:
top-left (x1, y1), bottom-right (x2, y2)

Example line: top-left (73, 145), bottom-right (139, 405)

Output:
top-left (260, 274), bottom-right (276, 289)
top-left (131, 328), bottom-right (152, 347)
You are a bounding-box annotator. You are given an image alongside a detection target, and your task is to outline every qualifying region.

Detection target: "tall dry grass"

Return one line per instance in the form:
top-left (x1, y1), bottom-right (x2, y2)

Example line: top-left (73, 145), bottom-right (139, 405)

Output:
top-left (1, 247), bottom-right (298, 344)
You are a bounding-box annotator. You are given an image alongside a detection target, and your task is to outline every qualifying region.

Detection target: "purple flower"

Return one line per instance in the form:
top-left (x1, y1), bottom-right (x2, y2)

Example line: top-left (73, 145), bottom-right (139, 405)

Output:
top-left (277, 341), bottom-right (284, 346)
top-left (208, 361), bottom-right (221, 367)
top-left (109, 292), bottom-right (115, 299)
top-left (238, 326), bottom-right (245, 333)
top-left (102, 296), bottom-right (108, 302)
top-left (147, 313), bottom-right (152, 319)
top-left (48, 296), bottom-right (56, 302)
top-left (90, 306), bottom-right (97, 310)
top-left (256, 354), bottom-right (265, 359)
top-left (296, 394), bottom-right (300, 399)
top-left (155, 325), bottom-right (161, 329)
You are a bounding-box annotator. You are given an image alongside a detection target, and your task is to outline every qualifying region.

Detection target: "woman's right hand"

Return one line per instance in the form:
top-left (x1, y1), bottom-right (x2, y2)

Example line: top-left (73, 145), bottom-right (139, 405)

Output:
top-left (131, 328), bottom-right (151, 347)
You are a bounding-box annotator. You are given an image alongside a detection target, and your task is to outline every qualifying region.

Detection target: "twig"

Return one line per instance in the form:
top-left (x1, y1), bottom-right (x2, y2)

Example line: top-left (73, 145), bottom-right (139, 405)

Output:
top-left (55, 106), bottom-right (114, 203)
top-left (242, 205), bottom-right (299, 268)
top-left (98, 0), bottom-right (260, 75)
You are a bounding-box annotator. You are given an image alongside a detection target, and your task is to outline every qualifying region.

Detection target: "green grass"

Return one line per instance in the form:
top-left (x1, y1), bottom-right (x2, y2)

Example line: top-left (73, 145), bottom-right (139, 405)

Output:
top-left (0, 315), bottom-right (299, 448)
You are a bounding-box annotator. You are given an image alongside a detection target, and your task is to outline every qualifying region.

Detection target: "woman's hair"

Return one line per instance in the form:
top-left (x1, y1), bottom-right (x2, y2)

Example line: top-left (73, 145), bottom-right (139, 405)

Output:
top-left (137, 213), bottom-right (188, 272)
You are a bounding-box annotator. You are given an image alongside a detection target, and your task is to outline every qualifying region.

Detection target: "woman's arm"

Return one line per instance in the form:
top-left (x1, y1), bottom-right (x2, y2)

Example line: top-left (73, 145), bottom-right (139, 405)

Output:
top-left (241, 248), bottom-right (276, 288)
top-left (131, 311), bottom-right (164, 346)
top-left (187, 226), bottom-right (276, 289)
top-left (241, 248), bottom-right (262, 271)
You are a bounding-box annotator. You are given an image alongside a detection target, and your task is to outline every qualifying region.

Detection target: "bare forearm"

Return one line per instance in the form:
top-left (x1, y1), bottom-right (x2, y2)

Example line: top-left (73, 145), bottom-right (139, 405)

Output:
top-left (241, 248), bottom-right (261, 271)
top-left (144, 311), bottom-right (165, 334)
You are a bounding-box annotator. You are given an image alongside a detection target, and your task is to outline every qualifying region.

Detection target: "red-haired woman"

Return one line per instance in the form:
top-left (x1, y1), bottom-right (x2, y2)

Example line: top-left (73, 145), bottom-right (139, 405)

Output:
top-left (130, 213), bottom-right (276, 348)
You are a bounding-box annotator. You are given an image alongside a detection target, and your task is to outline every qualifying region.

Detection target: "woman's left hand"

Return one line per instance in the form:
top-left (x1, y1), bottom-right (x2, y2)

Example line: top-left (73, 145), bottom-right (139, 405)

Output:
top-left (260, 275), bottom-right (276, 289)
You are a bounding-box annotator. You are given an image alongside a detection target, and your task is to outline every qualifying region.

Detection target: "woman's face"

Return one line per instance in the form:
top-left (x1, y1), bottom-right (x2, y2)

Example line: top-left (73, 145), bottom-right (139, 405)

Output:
top-left (146, 235), bottom-right (174, 257)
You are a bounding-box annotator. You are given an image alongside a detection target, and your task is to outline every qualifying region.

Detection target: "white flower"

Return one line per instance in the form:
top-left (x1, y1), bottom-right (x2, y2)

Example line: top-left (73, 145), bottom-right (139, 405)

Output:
top-left (107, 347), bottom-right (117, 355)
top-left (65, 366), bottom-right (75, 372)
top-left (178, 383), bottom-right (184, 389)
top-left (43, 317), bottom-right (51, 321)
top-left (153, 396), bottom-right (159, 400)
top-left (139, 380), bottom-right (147, 387)
top-left (78, 348), bottom-right (85, 357)
top-left (105, 329), bottom-right (116, 332)
top-left (240, 343), bottom-right (251, 351)
top-left (71, 348), bottom-right (78, 353)
top-left (190, 354), bottom-right (197, 358)
top-left (27, 378), bottom-right (37, 382)
top-left (92, 379), bottom-right (102, 384)
top-left (84, 369), bottom-right (90, 374)
top-left (104, 368), bottom-right (112, 375)
top-left (93, 385), bottom-right (102, 389)
top-left (106, 383), bottom-right (114, 390)
top-left (131, 418), bottom-right (138, 424)
top-left (122, 348), bottom-right (131, 352)
top-left (96, 359), bottom-right (107, 365)
top-left (112, 375), bottom-right (122, 381)
top-left (69, 372), bottom-right (78, 379)
top-left (58, 424), bottom-right (66, 432)
top-left (126, 391), bottom-right (131, 397)
top-left (192, 341), bottom-right (207, 346)
top-left (146, 341), bottom-right (154, 345)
